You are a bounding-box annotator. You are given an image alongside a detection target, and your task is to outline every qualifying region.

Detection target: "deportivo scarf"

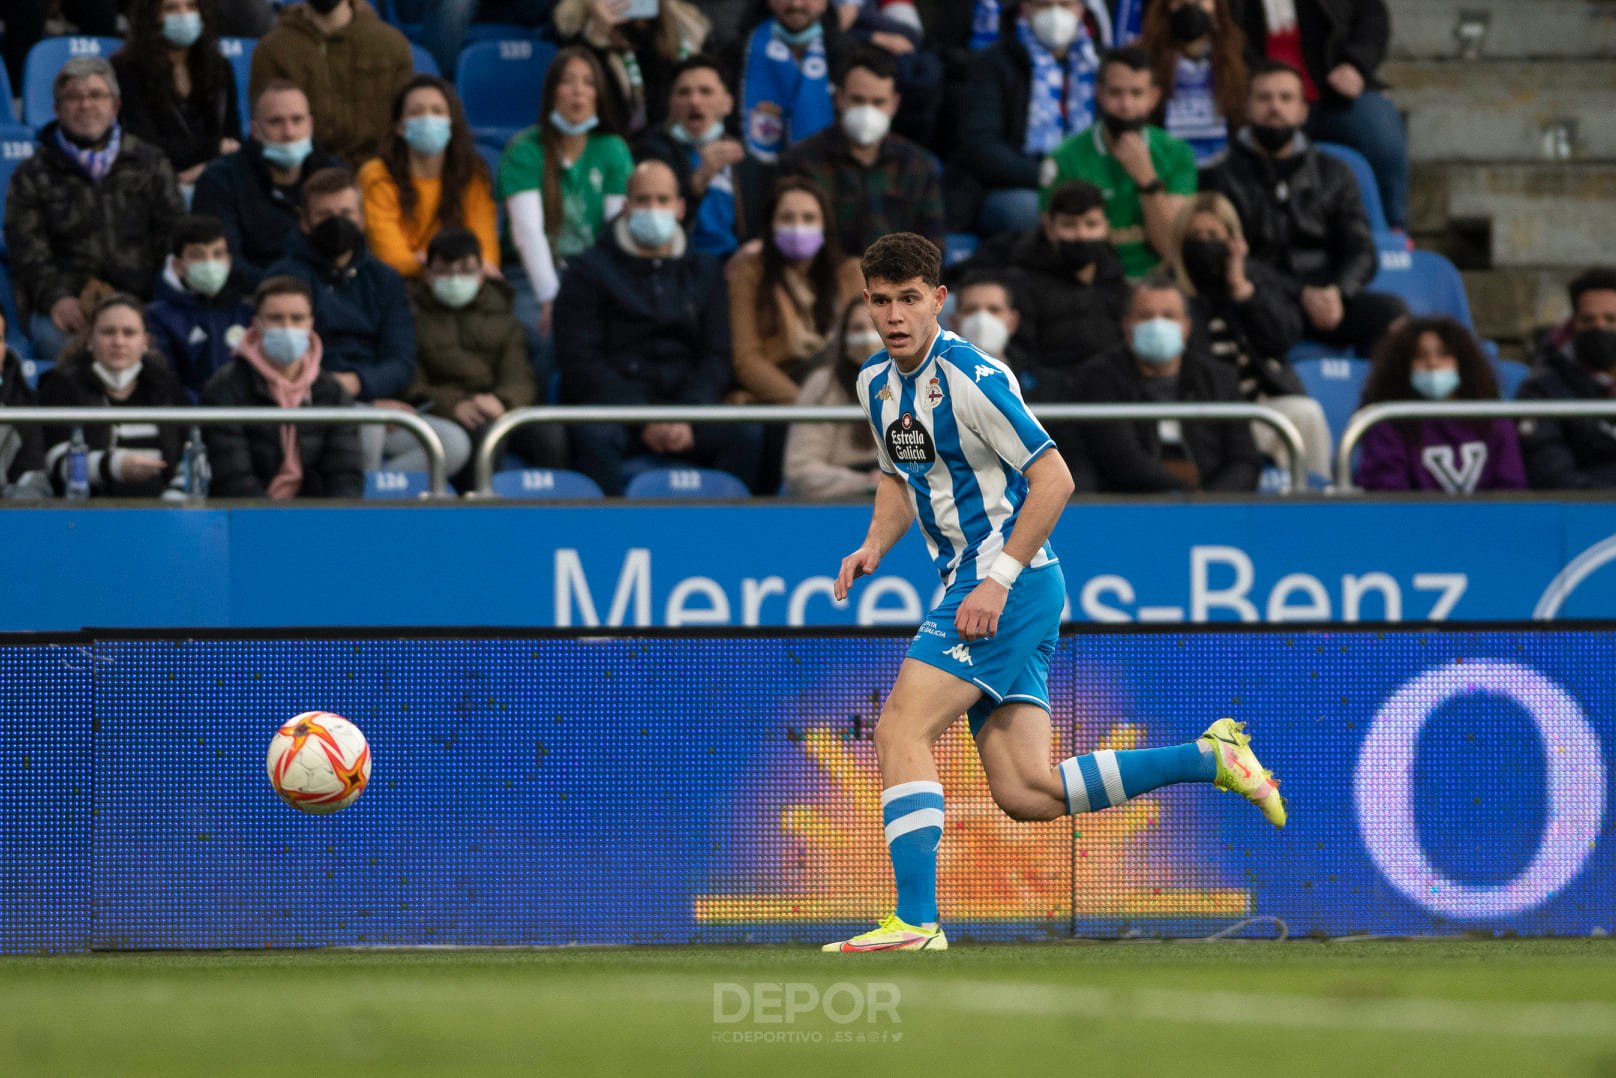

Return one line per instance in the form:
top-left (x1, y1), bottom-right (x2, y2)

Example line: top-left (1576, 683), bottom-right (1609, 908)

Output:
top-left (1017, 15), bottom-right (1099, 157)
top-left (970, 0), bottom-right (1000, 49)
top-left (740, 18), bottom-right (834, 163)
top-left (53, 122), bottom-right (121, 182)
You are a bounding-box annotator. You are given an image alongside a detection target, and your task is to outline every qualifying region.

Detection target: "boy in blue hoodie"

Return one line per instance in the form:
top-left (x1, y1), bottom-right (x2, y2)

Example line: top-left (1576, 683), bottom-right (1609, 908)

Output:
top-left (146, 215), bottom-right (254, 399)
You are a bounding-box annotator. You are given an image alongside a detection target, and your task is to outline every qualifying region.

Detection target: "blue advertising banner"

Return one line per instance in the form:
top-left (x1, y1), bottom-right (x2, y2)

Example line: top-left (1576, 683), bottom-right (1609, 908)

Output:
top-left (1, 500), bottom-right (1613, 629)
top-left (0, 626), bottom-right (1608, 952)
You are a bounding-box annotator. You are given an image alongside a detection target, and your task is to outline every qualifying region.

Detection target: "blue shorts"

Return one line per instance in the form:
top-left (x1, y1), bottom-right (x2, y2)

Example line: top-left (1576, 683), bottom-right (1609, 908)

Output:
top-left (905, 562), bottom-right (1065, 737)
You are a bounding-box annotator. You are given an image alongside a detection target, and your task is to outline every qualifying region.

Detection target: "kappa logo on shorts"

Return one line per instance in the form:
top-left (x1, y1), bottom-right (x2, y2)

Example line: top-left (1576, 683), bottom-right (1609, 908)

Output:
top-left (885, 412), bottom-right (936, 470)
top-left (945, 644), bottom-right (973, 666)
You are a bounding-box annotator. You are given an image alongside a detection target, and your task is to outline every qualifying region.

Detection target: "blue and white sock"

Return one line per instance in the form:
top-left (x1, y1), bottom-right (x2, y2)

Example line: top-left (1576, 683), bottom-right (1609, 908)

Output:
top-left (1057, 742), bottom-right (1216, 814)
top-left (882, 780), bottom-right (944, 926)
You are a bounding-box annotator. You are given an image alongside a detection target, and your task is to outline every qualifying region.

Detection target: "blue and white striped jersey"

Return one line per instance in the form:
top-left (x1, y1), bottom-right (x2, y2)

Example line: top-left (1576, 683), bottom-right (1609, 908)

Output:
top-left (856, 328), bottom-right (1059, 586)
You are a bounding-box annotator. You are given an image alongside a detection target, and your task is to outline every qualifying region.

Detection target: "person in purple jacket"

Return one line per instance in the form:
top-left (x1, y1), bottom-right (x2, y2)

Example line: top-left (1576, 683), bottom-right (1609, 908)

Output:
top-left (1354, 315), bottom-right (1525, 493)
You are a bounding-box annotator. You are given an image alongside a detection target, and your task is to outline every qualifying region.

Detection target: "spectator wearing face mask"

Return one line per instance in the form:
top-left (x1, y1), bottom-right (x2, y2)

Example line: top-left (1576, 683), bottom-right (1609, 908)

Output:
top-left (1355, 316), bottom-right (1524, 493)
top-left (38, 294), bottom-right (192, 499)
top-left (1070, 274), bottom-right (1260, 492)
top-left (957, 0), bottom-right (1102, 236)
top-left (950, 273), bottom-right (1027, 369)
top-left (201, 275), bottom-right (364, 499)
top-left (1039, 46), bottom-right (1196, 278)
top-left (553, 0), bottom-right (713, 136)
top-left (408, 228), bottom-right (560, 476)
top-left (1002, 180), bottom-right (1129, 397)
top-left (1137, 0), bottom-right (1249, 169)
top-left (194, 81), bottom-right (344, 288)
top-left (729, 177), bottom-right (864, 405)
top-left (782, 297), bottom-right (886, 497)
top-left (145, 214), bottom-right (255, 399)
top-left (1518, 269), bottom-right (1616, 490)
top-left (778, 46), bottom-right (944, 258)
top-left (737, 0), bottom-right (848, 164)
top-left (1166, 192), bottom-right (1330, 481)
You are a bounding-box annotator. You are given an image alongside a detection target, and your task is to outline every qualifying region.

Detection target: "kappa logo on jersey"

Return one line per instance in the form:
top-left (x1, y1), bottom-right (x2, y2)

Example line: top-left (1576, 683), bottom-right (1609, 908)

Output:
top-left (974, 365), bottom-right (1000, 383)
top-left (886, 411), bottom-right (936, 469)
top-left (945, 644), bottom-right (972, 666)
top-left (876, 385), bottom-right (893, 402)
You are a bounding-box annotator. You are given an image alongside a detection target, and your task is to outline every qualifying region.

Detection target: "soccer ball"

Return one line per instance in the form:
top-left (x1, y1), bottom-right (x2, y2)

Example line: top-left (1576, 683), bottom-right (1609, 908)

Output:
top-left (266, 711), bottom-right (372, 814)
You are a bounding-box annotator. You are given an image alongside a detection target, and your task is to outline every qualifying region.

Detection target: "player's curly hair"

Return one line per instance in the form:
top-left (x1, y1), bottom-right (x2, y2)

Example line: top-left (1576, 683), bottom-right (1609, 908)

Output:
top-left (860, 233), bottom-right (942, 289)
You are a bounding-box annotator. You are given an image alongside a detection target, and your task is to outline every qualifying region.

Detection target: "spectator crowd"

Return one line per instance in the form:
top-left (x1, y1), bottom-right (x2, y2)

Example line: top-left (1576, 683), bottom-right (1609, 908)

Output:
top-left (0, 0), bottom-right (1602, 499)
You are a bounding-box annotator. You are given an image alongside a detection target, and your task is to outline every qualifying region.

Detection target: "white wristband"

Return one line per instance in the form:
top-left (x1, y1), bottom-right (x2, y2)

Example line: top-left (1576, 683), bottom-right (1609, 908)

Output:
top-left (986, 552), bottom-right (1024, 589)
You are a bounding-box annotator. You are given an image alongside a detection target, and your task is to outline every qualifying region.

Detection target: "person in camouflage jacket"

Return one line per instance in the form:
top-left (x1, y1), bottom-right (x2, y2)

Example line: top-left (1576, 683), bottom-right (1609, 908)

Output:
top-left (1, 56), bottom-right (182, 359)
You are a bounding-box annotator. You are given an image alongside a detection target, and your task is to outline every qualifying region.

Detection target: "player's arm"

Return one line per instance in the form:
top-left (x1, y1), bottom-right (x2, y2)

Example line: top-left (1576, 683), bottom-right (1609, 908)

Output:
top-left (955, 450), bottom-right (1073, 642)
top-left (834, 471), bottom-right (912, 601)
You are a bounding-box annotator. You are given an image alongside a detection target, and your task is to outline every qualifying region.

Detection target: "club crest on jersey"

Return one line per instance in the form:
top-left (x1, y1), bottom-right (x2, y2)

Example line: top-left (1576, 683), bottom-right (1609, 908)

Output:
top-left (886, 411), bottom-right (936, 470)
top-left (924, 377), bottom-right (944, 407)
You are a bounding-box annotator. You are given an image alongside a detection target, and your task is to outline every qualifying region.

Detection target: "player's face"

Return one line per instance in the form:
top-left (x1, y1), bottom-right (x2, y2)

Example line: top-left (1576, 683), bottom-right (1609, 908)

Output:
top-left (865, 276), bottom-right (946, 367)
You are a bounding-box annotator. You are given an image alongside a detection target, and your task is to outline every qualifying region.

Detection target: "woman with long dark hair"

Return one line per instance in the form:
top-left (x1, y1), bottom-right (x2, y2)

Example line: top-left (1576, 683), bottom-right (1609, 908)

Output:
top-left (1137, 0), bottom-right (1248, 168)
top-left (359, 75), bottom-right (499, 279)
top-left (1355, 315), bottom-right (1526, 493)
top-left (728, 177), bottom-right (863, 405)
top-left (497, 45), bottom-right (633, 336)
top-left (552, 0), bottom-right (712, 135)
top-left (111, 0), bottom-right (242, 185)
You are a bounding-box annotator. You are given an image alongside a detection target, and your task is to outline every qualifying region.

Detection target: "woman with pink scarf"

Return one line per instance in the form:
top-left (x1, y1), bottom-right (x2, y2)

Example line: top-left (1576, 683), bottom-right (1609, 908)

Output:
top-left (199, 276), bottom-right (364, 498)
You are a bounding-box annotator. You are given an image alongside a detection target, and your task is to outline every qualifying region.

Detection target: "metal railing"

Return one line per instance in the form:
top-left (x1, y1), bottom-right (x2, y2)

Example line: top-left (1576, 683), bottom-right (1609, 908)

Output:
top-left (1334, 400), bottom-right (1616, 492)
top-left (472, 402), bottom-right (1309, 495)
top-left (0, 407), bottom-right (450, 496)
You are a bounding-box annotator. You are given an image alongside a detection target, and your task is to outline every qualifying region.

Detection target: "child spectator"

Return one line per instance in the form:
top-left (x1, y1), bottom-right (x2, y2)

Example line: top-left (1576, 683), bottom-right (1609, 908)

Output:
top-left (498, 46), bottom-right (634, 337)
top-left (38, 294), bottom-right (193, 498)
top-left (360, 75), bottom-right (500, 280)
top-left (112, 0), bottom-right (244, 189)
top-left (728, 177), bottom-right (863, 404)
top-left (146, 214), bottom-right (254, 398)
top-left (1354, 316), bottom-right (1525, 493)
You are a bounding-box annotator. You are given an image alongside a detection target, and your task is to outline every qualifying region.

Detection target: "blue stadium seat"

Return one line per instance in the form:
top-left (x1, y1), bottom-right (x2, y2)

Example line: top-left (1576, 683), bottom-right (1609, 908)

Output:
top-left (1493, 357), bottom-right (1530, 400)
top-left (381, 0), bottom-right (539, 49)
top-left (0, 56), bottom-right (16, 124)
top-left (216, 37), bottom-right (256, 138)
top-left (364, 469), bottom-right (430, 499)
top-left (944, 232), bottom-right (979, 267)
top-left (409, 42), bottom-right (440, 77)
top-left (1292, 354), bottom-right (1370, 444)
top-left (1317, 141), bottom-right (1388, 233)
top-left (23, 37), bottom-right (126, 129)
top-left (0, 127), bottom-right (38, 256)
top-left (624, 466), bottom-right (751, 499)
top-left (490, 468), bottom-right (604, 499)
top-left (456, 39), bottom-right (557, 144)
top-left (1372, 249), bottom-right (1474, 328)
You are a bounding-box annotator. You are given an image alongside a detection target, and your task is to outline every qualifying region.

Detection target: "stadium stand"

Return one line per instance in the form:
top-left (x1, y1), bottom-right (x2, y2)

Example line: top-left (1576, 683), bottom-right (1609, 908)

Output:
top-left (625, 466), bottom-right (751, 500)
top-left (455, 38), bottom-right (557, 145)
top-left (0, 56), bottom-right (16, 125)
top-left (1372, 249), bottom-right (1475, 327)
top-left (217, 37), bottom-right (257, 140)
top-left (21, 36), bottom-right (124, 129)
top-left (364, 469), bottom-right (431, 500)
top-left (1318, 141), bottom-right (1389, 234)
top-left (409, 42), bottom-right (440, 77)
top-left (1292, 355), bottom-right (1372, 445)
top-left (490, 467), bottom-right (605, 499)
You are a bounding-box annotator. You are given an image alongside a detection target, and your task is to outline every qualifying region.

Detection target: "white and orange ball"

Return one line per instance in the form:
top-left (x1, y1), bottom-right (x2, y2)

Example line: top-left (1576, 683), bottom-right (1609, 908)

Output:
top-left (266, 711), bottom-right (372, 814)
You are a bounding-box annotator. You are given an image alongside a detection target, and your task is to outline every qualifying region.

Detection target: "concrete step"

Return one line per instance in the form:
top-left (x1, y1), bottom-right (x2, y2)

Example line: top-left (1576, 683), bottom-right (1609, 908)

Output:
top-left (1457, 268), bottom-right (1578, 349)
top-left (1385, 0), bottom-right (1616, 61)
top-left (1410, 161), bottom-right (1616, 268)
top-left (1384, 60), bottom-right (1616, 162)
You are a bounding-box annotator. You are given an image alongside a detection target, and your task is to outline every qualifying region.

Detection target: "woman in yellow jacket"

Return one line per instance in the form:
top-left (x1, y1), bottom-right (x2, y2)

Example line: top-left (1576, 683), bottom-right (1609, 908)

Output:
top-left (359, 74), bottom-right (500, 279)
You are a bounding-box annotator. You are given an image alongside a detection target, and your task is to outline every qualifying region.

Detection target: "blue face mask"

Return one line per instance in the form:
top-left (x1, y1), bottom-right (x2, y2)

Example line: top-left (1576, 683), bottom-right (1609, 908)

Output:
top-left (670, 120), bottom-right (725, 146)
top-left (162, 11), bottom-right (204, 48)
top-left (261, 326), bottom-right (310, 366)
top-left (774, 19), bottom-right (824, 47)
top-left (628, 208), bottom-right (679, 249)
top-left (549, 110), bottom-right (599, 137)
top-left (1411, 367), bottom-right (1461, 400)
top-left (1131, 317), bottom-right (1184, 365)
top-left (260, 136), bottom-right (313, 171)
top-left (402, 115), bottom-right (452, 155)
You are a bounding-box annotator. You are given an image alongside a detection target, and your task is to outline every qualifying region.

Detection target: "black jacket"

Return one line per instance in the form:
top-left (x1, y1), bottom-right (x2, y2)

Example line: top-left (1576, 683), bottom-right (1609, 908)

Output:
top-left (36, 353), bottom-right (191, 497)
top-left (1070, 342), bottom-right (1262, 493)
top-left (192, 140), bottom-right (344, 286)
top-left (1516, 345), bottom-right (1616, 490)
top-left (0, 348), bottom-right (43, 485)
top-left (1230, 0), bottom-right (1390, 100)
top-left (1189, 260), bottom-right (1308, 399)
top-left (555, 223), bottom-right (732, 407)
top-left (111, 50), bottom-right (242, 175)
top-left (633, 126), bottom-right (773, 246)
top-left (1004, 229), bottom-right (1129, 400)
top-left (1201, 135), bottom-right (1377, 298)
top-left (198, 357), bottom-right (364, 499)
top-left (957, 38), bottom-right (1042, 192)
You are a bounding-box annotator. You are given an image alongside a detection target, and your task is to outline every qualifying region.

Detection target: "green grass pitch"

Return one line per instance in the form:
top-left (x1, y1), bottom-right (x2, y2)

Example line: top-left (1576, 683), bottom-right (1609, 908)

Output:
top-left (3, 941), bottom-right (1615, 1076)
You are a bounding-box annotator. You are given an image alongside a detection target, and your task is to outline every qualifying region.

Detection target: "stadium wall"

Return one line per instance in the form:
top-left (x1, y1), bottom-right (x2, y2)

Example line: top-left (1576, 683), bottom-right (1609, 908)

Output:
top-left (6, 499), bottom-right (1616, 629)
top-left (1, 627), bottom-right (1610, 951)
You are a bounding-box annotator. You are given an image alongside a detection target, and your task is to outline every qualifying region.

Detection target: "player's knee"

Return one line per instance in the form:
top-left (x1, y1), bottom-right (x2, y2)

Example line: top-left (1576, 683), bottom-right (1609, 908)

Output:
top-left (991, 783), bottom-right (1062, 823)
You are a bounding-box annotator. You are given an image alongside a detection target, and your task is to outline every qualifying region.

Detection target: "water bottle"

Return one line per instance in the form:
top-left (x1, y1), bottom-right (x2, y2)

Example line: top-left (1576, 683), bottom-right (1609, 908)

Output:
top-left (65, 426), bottom-right (91, 501)
top-left (182, 426), bottom-right (210, 499)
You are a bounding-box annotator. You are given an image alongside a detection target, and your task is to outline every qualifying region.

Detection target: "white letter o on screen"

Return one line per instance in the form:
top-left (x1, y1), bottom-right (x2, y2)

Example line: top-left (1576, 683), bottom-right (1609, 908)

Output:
top-left (1354, 661), bottom-right (1606, 919)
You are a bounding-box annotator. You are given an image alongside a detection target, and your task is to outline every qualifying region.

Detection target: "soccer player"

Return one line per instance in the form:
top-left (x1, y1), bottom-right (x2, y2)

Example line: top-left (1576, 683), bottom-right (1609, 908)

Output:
top-left (825, 232), bottom-right (1285, 953)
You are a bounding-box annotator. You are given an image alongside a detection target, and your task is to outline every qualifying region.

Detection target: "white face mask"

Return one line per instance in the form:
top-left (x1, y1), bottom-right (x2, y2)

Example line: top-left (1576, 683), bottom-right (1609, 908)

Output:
top-left (840, 104), bottom-right (891, 147)
top-left (844, 331), bottom-right (884, 362)
top-left (93, 360), bottom-right (143, 391)
top-left (1030, 5), bottom-right (1081, 51)
top-left (958, 310), bottom-right (1011, 358)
